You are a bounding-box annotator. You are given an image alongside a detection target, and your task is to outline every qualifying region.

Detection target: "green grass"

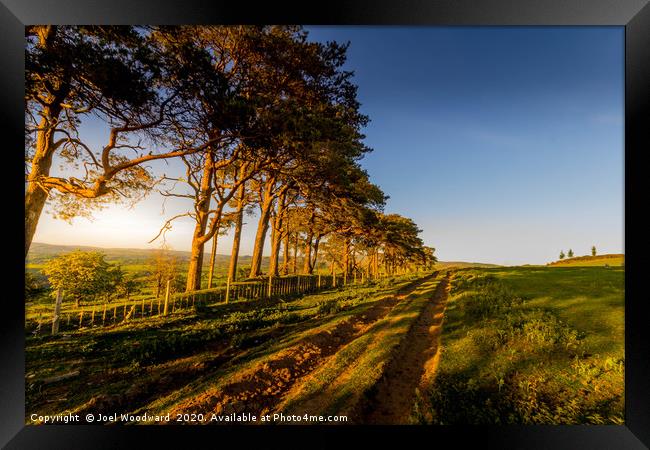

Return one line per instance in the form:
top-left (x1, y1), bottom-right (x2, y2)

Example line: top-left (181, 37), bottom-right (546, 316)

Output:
top-left (416, 266), bottom-right (624, 425)
top-left (548, 254), bottom-right (624, 267)
top-left (25, 273), bottom-right (424, 422)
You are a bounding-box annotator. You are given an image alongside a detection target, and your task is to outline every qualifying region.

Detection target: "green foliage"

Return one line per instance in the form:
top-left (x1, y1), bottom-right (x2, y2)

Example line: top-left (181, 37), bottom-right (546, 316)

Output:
top-left (115, 272), bottom-right (142, 300)
top-left (25, 272), bottom-right (47, 300)
top-left (559, 250), bottom-right (565, 260)
top-left (316, 299), bottom-right (342, 316)
top-left (458, 277), bottom-right (523, 319)
top-left (419, 269), bottom-right (624, 425)
top-left (42, 251), bottom-right (118, 305)
top-left (422, 356), bottom-right (624, 425)
top-left (592, 246), bottom-right (597, 256)
top-left (568, 249), bottom-right (574, 258)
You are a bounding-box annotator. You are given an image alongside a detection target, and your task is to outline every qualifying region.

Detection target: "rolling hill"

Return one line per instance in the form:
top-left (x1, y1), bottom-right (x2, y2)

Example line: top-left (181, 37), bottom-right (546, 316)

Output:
top-left (547, 253), bottom-right (624, 267)
top-left (26, 242), bottom-right (257, 267)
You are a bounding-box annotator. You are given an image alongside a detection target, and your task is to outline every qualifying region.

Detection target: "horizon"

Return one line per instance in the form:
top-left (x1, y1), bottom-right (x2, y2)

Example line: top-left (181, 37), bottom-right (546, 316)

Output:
top-left (31, 26), bottom-right (624, 266)
top-left (29, 240), bottom-right (623, 266)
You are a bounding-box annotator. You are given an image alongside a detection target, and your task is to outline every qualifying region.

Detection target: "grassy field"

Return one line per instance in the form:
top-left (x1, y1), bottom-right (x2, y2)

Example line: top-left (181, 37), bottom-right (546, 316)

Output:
top-left (547, 253), bottom-right (624, 267)
top-left (416, 266), bottom-right (624, 425)
top-left (435, 261), bottom-right (501, 269)
top-left (26, 272), bottom-right (432, 423)
top-left (26, 261), bottom-right (625, 425)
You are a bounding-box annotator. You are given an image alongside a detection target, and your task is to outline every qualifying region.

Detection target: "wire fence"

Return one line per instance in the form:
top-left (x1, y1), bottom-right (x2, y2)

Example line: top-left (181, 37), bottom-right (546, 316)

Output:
top-left (28, 272), bottom-right (378, 336)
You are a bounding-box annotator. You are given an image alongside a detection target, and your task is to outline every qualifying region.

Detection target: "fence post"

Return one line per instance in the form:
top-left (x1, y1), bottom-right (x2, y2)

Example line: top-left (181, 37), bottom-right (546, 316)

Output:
top-left (102, 303), bottom-right (107, 326)
top-left (79, 310), bottom-right (84, 328)
top-left (268, 275), bottom-right (273, 298)
top-left (225, 276), bottom-right (231, 303)
top-left (163, 279), bottom-right (171, 316)
top-left (91, 306), bottom-right (95, 326)
top-left (318, 274), bottom-right (321, 289)
top-left (125, 305), bottom-right (136, 321)
top-left (51, 288), bottom-right (63, 335)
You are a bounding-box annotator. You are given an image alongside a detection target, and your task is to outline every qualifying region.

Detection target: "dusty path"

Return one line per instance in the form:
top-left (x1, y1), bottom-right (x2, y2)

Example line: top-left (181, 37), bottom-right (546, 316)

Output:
top-left (167, 273), bottom-right (439, 420)
top-left (361, 272), bottom-right (450, 424)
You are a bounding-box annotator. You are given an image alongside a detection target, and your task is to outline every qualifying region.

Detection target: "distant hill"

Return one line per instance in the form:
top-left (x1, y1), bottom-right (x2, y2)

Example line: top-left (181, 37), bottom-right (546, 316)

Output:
top-left (435, 261), bottom-right (501, 269)
top-left (27, 242), bottom-right (256, 266)
top-left (547, 254), bottom-right (624, 267)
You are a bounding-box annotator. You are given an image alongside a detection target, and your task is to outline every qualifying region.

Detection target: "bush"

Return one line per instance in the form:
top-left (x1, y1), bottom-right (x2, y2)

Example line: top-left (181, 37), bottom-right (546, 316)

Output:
top-left (460, 280), bottom-right (523, 320)
top-left (317, 299), bottom-right (342, 316)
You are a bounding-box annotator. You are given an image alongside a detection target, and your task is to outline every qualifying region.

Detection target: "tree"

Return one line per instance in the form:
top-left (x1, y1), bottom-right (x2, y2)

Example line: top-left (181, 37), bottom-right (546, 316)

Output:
top-left (592, 246), bottom-right (597, 256)
top-left (559, 250), bottom-right (565, 260)
top-left (42, 251), bottom-right (115, 306)
top-left (151, 25), bottom-right (374, 290)
top-left (24, 26), bottom-right (231, 257)
top-left (568, 249), bottom-right (574, 258)
top-left (147, 248), bottom-right (180, 298)
top-left (25, 272), bottom-right (47, 300)
top-left (116, 272), bottom-right (141, 301)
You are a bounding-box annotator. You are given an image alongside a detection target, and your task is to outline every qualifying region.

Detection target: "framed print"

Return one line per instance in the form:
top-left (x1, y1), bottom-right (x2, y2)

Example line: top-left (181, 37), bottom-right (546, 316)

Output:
top-left (3, 0), bottom-right (649, 448)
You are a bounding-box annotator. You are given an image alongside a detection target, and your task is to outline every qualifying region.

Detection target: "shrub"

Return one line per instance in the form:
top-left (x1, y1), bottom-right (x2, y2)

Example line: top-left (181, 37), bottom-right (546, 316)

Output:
top-left (317, 299), bottom-right (342, 316)
top-left (460, 280), bottom-right (523, 320)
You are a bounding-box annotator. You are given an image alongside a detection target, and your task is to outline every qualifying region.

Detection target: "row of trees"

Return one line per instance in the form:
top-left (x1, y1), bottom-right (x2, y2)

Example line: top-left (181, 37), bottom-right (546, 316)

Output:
top-left (25, 26), bottom-right (436, 295)
top-left (558, 246), bottom-right (597, 260)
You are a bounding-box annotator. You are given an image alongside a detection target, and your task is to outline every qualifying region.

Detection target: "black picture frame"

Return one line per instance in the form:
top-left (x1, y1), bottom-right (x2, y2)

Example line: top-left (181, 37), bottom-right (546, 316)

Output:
top-left (3, 1), bottom-right (648, 448)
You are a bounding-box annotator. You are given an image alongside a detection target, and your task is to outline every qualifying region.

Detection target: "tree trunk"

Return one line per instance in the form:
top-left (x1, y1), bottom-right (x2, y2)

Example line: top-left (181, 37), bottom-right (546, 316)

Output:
top-left (25, 28), bottom-right (69, 257)
top-left (269, 189), bottom-right (287, 277)
top-left (228, 176), bottom-right (247, 281)
top-left (302, 233), bottom-right (313, 274)
top-left (292, 233), bottom-right (299, 274)
top-left (185, 154), bottom-right (215, 292)
top-left (207, 223), bottom-right (220, 289)
top-left (282, 228), bottom-right (290, 275)
top-left (310, 235), bottom-right (321, 274)
top-left (186, 237), bottom-right (206, 291)
top-left (249, 177), bottom-right (276, 278)
top-left (25, 105), bottom-right (65, 257)
top-left (342, 238), bottom-right (351, 276)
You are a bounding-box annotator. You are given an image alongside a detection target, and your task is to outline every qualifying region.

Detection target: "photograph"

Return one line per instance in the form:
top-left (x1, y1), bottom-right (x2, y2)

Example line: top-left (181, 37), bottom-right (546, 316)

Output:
top-left (22, 24), bottom-right (628, 428)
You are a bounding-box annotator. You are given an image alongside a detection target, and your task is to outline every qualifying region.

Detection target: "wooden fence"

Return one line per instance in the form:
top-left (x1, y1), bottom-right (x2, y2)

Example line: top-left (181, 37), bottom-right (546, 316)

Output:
top-left (30, 272), bottom-right (376, 336)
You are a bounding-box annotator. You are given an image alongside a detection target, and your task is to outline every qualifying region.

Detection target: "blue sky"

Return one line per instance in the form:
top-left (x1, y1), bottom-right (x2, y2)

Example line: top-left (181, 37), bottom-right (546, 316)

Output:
top-left (33, 27), bottom-right (624, 265)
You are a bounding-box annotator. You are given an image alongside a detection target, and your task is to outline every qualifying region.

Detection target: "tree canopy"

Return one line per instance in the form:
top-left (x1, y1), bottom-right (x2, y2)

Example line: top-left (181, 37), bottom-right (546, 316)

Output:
top-left (27, 25), bottom-right (437, 293)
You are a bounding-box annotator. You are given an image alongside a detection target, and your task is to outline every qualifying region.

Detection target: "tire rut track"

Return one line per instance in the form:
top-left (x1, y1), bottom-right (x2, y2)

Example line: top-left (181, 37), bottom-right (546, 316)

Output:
top-left (167, 274), bottom-right (438, 421)
top-left (360, 272), bottom-right (450, 424)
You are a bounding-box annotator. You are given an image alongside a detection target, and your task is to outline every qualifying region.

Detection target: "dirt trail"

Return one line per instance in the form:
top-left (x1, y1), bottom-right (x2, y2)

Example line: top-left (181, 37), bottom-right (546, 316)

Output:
top-left (168, 274), bottom-right (438, 420)
top-left (360, 272), bottom-right (450, 424)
